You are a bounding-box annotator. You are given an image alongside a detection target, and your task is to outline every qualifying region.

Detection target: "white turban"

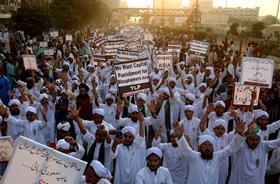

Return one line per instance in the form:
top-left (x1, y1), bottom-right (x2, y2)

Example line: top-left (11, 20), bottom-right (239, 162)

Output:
top-left (214, 101), bottom-right (226, 108)
top-left (254, 111), bottom-right (269, 120)
top-left (92, 108), bottom-right (105, 116)
top-left (105, 94), bottom-right (115, 101)
top-left (185, 93), bottom-right (195, 102)
top-left (199, 135), bottom-right (215, 146)
top-left (146, 147), bottom-right (162, 159)
top-left (137, 93), bottom-right (147, 102)
top-left (122, 126), bottom-right (136, 137)
top-left (212, 119), bottom-right (227, 129)
top-left (161, 87), bottom-right (170, 97)
top-left (8, 99), bottom-right (20, 107)
top-left (56, 139), bottom-right (70, 150)
top-left (90, 160), bottom-right (112, 179)
top-left (184, 105), bottom-right (195, 112)
top-left (39, 93), bottom-right (48, 102)
top-left (168, 77), bottom-right (176, 84)
top-left (186, 74), bottom-right (194, 80)
top-left (198, 83), bottom-right (207, 88)
top-left (57, 122), bottom-right (71, 132)
top-left (152, 74), bottom-right (160, 81)
top-left (26, 106), bottom-right (36, 114)
top-left (128, 105), bottom-right (138, 114)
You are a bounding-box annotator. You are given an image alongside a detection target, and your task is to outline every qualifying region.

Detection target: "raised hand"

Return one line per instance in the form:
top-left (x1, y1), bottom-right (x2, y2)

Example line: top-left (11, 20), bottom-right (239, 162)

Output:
top-left (173, 122), bottom-right (184, 138)
top-left (235, 116), bottom-right (245, 136)
top-left (67, 106), bottom-right (81, 120)
top-left (206, 103), bottom-right (215, 113)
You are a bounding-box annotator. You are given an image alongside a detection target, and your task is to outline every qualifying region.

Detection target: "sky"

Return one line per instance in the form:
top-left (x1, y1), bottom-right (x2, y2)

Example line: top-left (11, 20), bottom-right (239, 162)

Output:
top-left (124, 0), bottom-right (279, 16)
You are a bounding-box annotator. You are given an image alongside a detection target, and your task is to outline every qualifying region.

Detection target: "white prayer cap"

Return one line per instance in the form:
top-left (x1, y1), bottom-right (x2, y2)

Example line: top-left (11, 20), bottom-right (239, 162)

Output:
top-left (128, 105), bottom-right (138, 113)
top-left (122, 126), bottom-right (136, 137)
top-left (146, 147), bottom-right (162, 159)
top-left (92, 108), bottom-right (105, 116)
top-left (105, 94), bottom-right (115, 101)
top-left (72, 80), bottom-right (79, 85)
top-left (168, 77), bottom-right (176, 83)
top-left (56, 139), bottom-right (70, 150)
top-left (179, 61), bottom-right (185, 65)
top-left (198, 83), bottom-right (207, 88)
top-left (161, 87), bottom-right (170, 97)
top-left (185, 93), bottom-right (195, 102)
top-left (57, 122), bottom-right (71, 132)
top-left (184, 105), bottom-right (195, 112)
top-left (170, 129), bottom-right (177, 135)
top-left (214, 101), bottom-right (225, 108)
top-left (90, 160), bottom-right (112, 179)
top-left (63, 61), bottom-right (70, 67)
top-left (8, 99), bottom-right (20, 107)
top-left (39, 93), bottom-right (48, 102)
top-left (186, 74), bottom-right (194, 80)
top-left (254, 111), bottom-right (269, 120)
top-left (87, 64), bottom-right (95, 69)
top-left (198, 135), bottom-right (215, 146)
top-left (152, 74), bottom-right (160, 81)
top-left (137, 93), bottom-right (147, 102)
top-left (212, 119), bottom-right (227, 129)
top-left (26, 106), bottom-right (36, 114)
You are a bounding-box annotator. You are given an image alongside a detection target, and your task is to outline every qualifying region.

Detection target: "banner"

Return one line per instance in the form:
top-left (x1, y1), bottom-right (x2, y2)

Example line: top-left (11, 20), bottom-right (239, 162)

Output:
top-left (240, 57), bottom-right (274, 88)
top-left (93, 54), bottom-right (106, 66)
top-left (168, 44), bottom-right (181, 54)
top-left (114, 58), bottom-right (150, 96)
top-left (1, 136), bottom-right (87, 184)
top-left (44, 49), bottom-right (55, 56)
top-left (116, 50), bottom-right (143, 62)
top-left (90, 36), bottom-right (104, 47)
top-left (23, 55), bottom-right (38, 71)
top-left (189, 40), bottom-right (209, 58)
top-left (156, 54), bottom-right (173, 69)
top-left (233, 83), bottom-right (260, 106)
top-left (0, 136), bottom-right (14, 162)
top-left (39, 42), bottom-right (48, 48)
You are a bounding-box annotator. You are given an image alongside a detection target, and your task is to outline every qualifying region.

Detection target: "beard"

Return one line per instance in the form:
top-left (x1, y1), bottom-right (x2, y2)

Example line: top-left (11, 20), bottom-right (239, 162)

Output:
top-left (201, 152), bottom-right (213, 160)
top-left (10, 109), bottom-right (20, 116)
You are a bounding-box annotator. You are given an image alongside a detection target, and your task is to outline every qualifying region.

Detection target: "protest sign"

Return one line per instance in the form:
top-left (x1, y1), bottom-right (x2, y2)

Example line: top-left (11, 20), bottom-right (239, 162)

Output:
top-left (23, 55), bottom-right (38, 70)
top-left (116, 49), bottom-right (143, 62)
top-left (44, 49), bottom-right (55, 56)
top-left (91, 36), bottom-right (104, 47)
top-left (1, 136), bottom-right (87, 184)
top-left (114, 58), bottom-right (150, 96)
top-left (240, 57), bottom-right (274, 88)
top-left (39, 42), bottom-right (48, 48)
top-left (156, 54), bottom-right (173, 69)
top-left (144, 33), bottom-right (154, 42)
top-left (65, 34), bottom-right (73, 41)
top-left (189, 40), bottom-right (209, 58)
top-left (103, 40), bottom-right (125, 56)
top-left (93, 54), bottom-right (106, 66)
top-left (233, 83), bottom-right (260, 106)
top-left (0, 136), bottom-right (14, 162)
top-left (168, 44), bottom-right (181, 54)
top-left (50, 31), bottom-right (59, 38)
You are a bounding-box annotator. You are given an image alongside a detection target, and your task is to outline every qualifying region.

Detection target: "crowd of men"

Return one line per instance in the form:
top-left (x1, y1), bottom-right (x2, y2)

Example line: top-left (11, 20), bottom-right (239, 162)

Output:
top-left (0, 25), bottom-right (279, 184)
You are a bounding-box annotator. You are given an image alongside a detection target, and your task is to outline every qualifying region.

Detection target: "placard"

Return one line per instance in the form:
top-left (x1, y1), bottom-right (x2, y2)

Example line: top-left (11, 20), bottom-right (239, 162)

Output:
top-left (114, 58), bottom-right (150, 96)
top-left (50, 31), bottom-right (59, 38)
top-left (240, 57), bottom-right (274, 88)
top-left (189, 40), bottom-right (209, 58)
top-left (65, 34), bottom-right (73, 41)
top-left (156, 54), bottom-right (173, 69)
top-left (103, 40), bottom-right (125, 56)
top-left (93, 54), bottom-right (106, 66)
top-left (39, 42), bottom-right (48, 48)
top-left (233, 83), bottom-right (260, 106)
top-left (1, 136), bottom-right (87, 184)
top-left (44, 49), bottom-right (55, 56)
top-left (168, 44), bottom-right (181, 54)
top-left (116, 50), bottom-right (142, 62)
top-left (0, 136), bottom-right (14, 161)
top-left (23, 55), bottom-right (38, 70)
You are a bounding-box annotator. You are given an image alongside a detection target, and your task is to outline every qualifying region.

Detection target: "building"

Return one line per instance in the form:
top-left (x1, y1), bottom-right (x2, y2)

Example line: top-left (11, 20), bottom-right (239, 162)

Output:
top-left (201, 8), bottom-right (229, 26)
top-left (189, 0), bottom-right (213, 10)
top-left (264, 24), bottom-right (280, 41)
top-left (102, 0), bottom-right (121, 9)
top-left (225, 7), bottom-right (259, 21)
top-left (21, 0), bottom-right (52, 7)
top-left (153, 0), bottom-right (183, 10)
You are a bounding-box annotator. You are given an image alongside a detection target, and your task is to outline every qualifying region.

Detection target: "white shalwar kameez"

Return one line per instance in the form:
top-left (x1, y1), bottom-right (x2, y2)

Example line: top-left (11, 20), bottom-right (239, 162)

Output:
top-left (177, 134), bottom-right (245, 184)
top-left (135, 166), bottom-right (173, 184)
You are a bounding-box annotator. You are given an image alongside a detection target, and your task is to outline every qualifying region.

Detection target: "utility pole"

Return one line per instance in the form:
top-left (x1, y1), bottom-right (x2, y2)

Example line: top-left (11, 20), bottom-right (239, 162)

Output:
top-left (276, 0), bottom-right (280, 24)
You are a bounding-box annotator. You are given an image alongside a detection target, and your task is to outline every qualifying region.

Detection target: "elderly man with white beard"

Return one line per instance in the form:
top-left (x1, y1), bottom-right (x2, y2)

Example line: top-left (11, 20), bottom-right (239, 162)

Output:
top-left (172, 116), bottom-right (246, 184)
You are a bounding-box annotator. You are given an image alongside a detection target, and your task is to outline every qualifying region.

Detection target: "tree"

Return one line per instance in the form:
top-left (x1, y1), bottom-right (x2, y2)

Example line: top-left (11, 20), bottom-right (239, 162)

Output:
top-left (262, 15), bottom-right (277, 25)
top-left (11, 5), bottom-right (53, 37)
top-left (251, 21), bottom-right (265, 38)
top-left (228, 23), bottom-right (239, 36)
